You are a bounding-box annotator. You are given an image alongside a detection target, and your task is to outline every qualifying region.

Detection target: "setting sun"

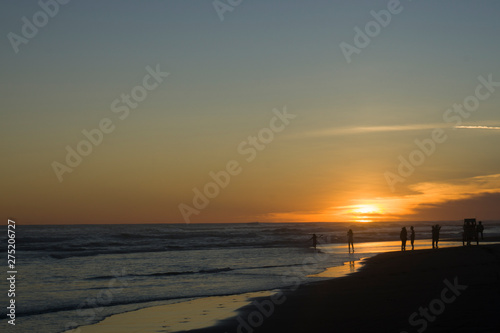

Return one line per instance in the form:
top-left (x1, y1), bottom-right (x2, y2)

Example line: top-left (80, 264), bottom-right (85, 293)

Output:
top-left (352, 204), bottom-right (380, 215)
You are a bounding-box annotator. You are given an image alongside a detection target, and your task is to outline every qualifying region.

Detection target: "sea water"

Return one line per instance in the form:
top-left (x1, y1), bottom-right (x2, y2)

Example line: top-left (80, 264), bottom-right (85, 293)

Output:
top-left (1, 221), bottom-right (499, 333)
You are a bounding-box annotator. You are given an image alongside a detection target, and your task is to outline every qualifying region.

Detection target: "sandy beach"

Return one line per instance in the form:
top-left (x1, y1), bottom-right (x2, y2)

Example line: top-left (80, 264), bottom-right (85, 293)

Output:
top-left (194, 244), bottom-right (500, 333)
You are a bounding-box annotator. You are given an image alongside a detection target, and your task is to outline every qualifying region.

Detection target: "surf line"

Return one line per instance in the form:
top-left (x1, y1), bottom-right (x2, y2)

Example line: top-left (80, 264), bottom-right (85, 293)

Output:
top-left (178, 106), bottom-right (296, 223)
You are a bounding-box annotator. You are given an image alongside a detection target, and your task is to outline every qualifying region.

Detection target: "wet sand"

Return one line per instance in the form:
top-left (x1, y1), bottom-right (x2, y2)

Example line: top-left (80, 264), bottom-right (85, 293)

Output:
top-left (196, 244), bottom-right (500, 332)
top-left (65, 291), bottom-right (276, 333)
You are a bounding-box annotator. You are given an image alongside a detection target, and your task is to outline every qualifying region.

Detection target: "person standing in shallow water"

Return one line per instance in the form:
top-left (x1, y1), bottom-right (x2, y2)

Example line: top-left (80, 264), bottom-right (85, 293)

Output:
top-left (347, 229), bottom-right (354, 253)
top-left (400, 227), bottom-right (407, 251)
top-left (310, 234), bottom-right (318, 249)
top-left (410, 226), bottom-right (415, 250)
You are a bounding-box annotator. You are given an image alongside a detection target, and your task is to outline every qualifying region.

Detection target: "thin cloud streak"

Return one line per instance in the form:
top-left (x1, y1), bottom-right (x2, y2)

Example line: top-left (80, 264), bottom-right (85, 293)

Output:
top-left (297, 123), bottom-right (448, 138)
top-left (295, 122), bottom-right (500, 139)
top-left (455, 125), bottom-right (500, 130)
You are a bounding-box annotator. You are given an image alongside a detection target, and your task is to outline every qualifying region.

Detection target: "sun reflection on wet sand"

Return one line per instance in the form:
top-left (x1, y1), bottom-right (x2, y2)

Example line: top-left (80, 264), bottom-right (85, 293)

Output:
top-left (308, 258), bottom-right (364, 278)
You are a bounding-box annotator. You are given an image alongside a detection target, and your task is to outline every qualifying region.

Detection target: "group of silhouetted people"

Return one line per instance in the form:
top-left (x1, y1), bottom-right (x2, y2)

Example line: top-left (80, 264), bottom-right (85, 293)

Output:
top-left (308, 222), bottom-right (485, 253)
top-left (399, 226), bottom-right (416, 251)
top-left (401, 224), bottom-right (440, 251)
top-left (463, 220), bottom-right (484, 246)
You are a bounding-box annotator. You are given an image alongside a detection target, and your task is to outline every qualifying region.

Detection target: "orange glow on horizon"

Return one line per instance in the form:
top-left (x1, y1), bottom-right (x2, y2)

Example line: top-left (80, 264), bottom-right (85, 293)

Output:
top-left (351, 204), bottom-right (380, 214)
top-left (245, 174), bottom-right (500, 224)
top-left (345, 204), bottom-right (383, 223)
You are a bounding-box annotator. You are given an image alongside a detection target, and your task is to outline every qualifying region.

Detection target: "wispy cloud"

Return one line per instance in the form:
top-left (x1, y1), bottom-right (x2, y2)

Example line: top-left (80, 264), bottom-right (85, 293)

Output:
top-left (294, 121), bottom-right (500, 139)
top-left (297, 123), bottom-right (448, 138)
top-left (455, 125), bottom-right (500, 130)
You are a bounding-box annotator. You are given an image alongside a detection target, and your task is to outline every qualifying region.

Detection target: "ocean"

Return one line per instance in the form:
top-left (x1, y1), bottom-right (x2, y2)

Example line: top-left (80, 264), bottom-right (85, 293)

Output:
top-left (2, 221), bottom-right (500, 333)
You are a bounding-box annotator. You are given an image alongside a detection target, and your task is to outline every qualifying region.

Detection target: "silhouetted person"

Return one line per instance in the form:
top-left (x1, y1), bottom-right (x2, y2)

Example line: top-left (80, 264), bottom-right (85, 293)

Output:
top-left (475, 225), bottom-right (479, 245)
top-left (400, 227), bottom-right (407, 251)
top-left (462, 223), bottom-right (465, 246)
top-left (432, 224), bottom-right (441, 249)
top-left (410, 226), bottom-right (415, 250)
top-left (310, 234), bottom-right (318, 249)
top-left (347, 229), bottom-right (354, 253)
top-left (432, 225), bottom-right (436, 248)
top-left (477, 221), bottom-right (484, 240)
top-left (463, 221), bottom-right (473, 246)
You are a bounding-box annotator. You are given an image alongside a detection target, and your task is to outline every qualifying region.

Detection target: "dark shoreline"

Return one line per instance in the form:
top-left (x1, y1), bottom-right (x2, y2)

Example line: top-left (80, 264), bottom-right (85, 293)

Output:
top-left (192, 244), bottom-right (500, 333)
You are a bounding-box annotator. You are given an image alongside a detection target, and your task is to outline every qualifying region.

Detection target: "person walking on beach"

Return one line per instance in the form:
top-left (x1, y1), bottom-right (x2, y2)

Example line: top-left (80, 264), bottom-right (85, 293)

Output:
top-left (347, 229), bottom-right (354, 253)
top-left (400, 227), bottom-right (407, 251)
top-left (310, 234), bottom-right (318, 249)
top-left (410, 226), bottom-right (415, 250)
top-left (432, 224), bottom-right (441, 249)
top-left (477, 221), bottom-right (484, 240)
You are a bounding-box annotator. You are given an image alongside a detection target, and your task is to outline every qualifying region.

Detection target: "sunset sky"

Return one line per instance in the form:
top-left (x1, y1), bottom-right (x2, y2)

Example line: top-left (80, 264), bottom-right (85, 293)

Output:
top-left (2, 0), bottom-right (500, 224)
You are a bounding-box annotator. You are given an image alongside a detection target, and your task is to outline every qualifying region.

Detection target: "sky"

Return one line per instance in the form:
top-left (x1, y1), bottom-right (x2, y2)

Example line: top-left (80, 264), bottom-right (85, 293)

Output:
top-left (1, 0), bottom-right (500, 224)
